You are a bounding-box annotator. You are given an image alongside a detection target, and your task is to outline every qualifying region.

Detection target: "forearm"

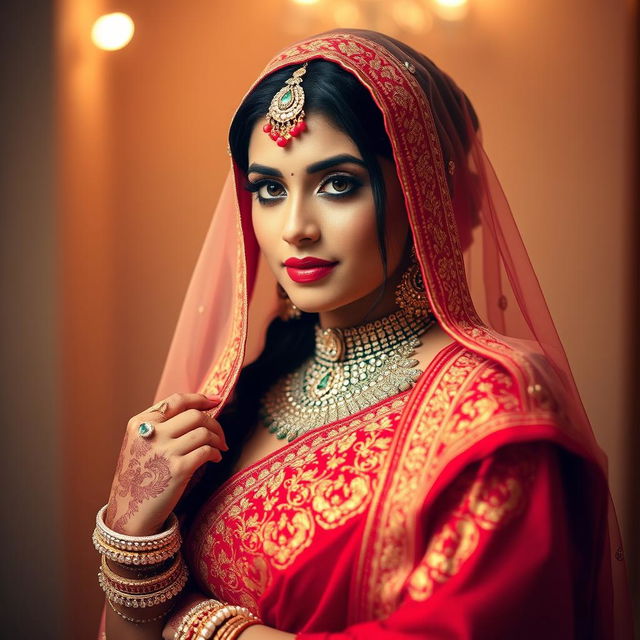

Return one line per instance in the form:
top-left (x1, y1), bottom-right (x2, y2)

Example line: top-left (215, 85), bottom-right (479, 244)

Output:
top-left (105, 599), bottom-right (166, 640)
top-left (103, 559), bottom-right (179, 640)
top-left (239, 625), bottom-right (295, 640)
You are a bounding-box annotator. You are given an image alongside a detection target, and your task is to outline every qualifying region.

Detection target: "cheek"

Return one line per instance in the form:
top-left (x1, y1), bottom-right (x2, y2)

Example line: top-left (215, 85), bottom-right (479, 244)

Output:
top-left (321, 199), bottom-right (379, 256)
top-left (252, 208), bottom-right (278, 260)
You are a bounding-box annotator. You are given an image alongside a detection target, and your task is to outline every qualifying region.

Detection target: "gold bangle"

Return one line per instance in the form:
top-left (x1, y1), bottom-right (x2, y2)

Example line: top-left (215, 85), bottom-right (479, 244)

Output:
top-left (220, 618), bottom-right (262, 640)
top-left (100, 553), bottom-right (183, 594)
top-left (215, 616), bottom-right (245, 640)
top-left (96, 505), bottom-right (180, 551)
top-left (93, 527), bottom-right (180, 557)
top-left (234, 619), bottom-right (262, 640)
top-left (106, 597), bottom-right (175, 624)
top-left (175, 600), bottom-right (222, 640)
top-left (93, 529), bottom-right (180, 566)
top-left (98, 560), bottom-right (188, 609)
top-left (196, 605), bottom-right (237, 639)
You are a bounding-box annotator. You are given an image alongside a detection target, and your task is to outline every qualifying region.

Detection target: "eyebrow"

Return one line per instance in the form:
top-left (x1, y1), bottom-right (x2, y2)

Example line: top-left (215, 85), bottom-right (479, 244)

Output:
top-left (247, 154), bottom-right (366, 178)
top-left (305, 154), bottom-right (366, 174)
top-left (247, 163), bottom-right (283, 178)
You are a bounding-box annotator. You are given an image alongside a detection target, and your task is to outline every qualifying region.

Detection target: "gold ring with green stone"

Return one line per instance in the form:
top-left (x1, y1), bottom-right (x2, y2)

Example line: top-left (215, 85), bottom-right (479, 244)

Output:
top-left (138, 422), bottom-right (155, 438)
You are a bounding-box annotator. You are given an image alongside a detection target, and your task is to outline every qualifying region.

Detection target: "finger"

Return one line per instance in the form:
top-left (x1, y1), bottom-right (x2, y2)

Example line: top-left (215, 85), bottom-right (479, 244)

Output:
top-left (138, 392), bottom-right (221, 422)
top-left (163, 409), bottom-right (228, 448)
top-left (181, 445), bottom-right (223, 474)
top-left (171, 426), bottom-right (226, 456)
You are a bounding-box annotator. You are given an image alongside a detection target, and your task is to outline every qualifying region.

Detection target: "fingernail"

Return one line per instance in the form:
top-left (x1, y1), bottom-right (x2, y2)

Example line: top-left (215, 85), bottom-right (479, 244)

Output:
top-left (206, 394), bottom-right (221, 402)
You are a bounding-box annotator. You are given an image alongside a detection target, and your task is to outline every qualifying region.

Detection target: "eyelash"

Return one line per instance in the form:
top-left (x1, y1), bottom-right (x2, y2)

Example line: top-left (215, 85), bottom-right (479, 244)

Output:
top-left (244, 173), bottom-right (364, 205)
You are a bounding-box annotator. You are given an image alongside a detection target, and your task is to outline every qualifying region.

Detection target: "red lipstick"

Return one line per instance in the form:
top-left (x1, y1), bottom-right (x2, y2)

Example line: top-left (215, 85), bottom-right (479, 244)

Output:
top-left (283, 256), bottom-right (338, 283)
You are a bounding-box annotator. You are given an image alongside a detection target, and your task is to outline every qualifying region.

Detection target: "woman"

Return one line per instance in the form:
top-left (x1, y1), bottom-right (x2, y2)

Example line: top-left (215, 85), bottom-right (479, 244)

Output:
top-left (95, 30), bottom-right (631, 639)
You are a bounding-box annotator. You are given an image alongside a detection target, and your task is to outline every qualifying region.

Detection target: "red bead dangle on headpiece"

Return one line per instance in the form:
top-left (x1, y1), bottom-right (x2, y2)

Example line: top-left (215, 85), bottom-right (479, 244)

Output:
top-left (263, 63), bottom-right (308, 148)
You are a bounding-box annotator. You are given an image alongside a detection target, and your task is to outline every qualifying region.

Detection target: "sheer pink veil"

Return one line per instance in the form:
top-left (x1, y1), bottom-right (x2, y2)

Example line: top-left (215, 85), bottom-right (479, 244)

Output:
top-left (152, 30), bottom-right (632, 637)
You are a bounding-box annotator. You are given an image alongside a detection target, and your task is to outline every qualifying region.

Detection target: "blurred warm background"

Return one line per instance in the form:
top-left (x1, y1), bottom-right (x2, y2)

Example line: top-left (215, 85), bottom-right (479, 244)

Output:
top-left (0, 0), bottom-right (637, 637)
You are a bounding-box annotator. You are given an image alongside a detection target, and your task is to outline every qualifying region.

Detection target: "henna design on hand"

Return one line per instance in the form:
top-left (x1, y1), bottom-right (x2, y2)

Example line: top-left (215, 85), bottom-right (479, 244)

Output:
top-left (131, 434), bottom-right (152, 457)
top-left (111, 432), bottom-right (172, 532)
top-left (105, 430), bottom-right (130, 527)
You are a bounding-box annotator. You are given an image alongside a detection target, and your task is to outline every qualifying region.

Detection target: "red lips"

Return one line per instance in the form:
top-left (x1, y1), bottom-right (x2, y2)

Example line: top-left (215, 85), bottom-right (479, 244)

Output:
top-left (283, 256), bottom-right (338, 283)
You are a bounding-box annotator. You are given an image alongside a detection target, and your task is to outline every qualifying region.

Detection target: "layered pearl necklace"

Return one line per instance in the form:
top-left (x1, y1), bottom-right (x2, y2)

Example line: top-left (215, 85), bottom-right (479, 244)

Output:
top-left (260, 308), bottom-right (436, 442)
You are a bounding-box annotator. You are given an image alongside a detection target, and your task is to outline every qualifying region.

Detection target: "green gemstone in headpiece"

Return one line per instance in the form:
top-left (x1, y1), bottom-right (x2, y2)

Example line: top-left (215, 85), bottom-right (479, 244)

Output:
top-left (280, 89), bottom-right (293, 106)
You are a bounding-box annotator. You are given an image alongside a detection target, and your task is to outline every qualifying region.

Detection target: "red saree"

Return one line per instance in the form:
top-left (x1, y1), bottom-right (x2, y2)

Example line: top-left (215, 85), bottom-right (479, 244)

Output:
top-left (97, 29), bottom-right (631, 639)
top-left (184, 343), bottom-right (609, 638)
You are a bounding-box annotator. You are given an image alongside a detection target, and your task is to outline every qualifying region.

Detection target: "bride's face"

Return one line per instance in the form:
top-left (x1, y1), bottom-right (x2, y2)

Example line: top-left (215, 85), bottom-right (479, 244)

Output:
top-left (247, 112), bottom-right (409, 326)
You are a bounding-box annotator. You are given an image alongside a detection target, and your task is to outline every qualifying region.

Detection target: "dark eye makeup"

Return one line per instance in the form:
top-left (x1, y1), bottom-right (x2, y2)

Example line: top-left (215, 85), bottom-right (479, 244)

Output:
top-left (244, 172), bottom-right (364, 206)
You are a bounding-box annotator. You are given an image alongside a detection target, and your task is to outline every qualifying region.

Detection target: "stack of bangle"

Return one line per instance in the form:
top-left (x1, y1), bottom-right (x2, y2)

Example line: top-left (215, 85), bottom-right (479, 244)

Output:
top-left (175, 599), bottom-right (262, 640)
top-left (93, 505), bottom-right (181, 565)
top-left (98, 553), bottom-right (188, 608)
top-left (93, 504), bottom-right (188, 623)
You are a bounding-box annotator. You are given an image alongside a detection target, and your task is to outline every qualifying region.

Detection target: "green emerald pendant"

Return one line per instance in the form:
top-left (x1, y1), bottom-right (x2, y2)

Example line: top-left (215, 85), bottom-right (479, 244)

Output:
top-left (317, 372), bottom-right (331, 390)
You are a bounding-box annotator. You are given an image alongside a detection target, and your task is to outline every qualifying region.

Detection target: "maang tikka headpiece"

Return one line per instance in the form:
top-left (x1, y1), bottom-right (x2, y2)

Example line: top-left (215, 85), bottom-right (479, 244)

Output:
top-left (263, 63), bottom-right (308, 148)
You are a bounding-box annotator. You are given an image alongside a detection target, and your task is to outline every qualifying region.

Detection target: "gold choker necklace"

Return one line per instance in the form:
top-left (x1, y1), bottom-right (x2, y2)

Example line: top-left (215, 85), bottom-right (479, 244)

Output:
top-left (260, 308), bottom-right (436, 441)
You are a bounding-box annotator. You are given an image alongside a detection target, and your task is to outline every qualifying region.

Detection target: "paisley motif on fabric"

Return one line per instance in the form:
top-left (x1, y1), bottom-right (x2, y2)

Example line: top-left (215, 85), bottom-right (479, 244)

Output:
top-left (187, 396), bottom-right (409, 614)
top-left (406, 446), bottom-right (538, 601)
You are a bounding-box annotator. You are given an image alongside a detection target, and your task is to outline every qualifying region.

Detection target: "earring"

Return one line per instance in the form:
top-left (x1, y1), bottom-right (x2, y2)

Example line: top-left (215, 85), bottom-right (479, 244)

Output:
top-left (395, 248), bottom-right (432, 317)
top-left (277, 283), bottom-right (301, 321)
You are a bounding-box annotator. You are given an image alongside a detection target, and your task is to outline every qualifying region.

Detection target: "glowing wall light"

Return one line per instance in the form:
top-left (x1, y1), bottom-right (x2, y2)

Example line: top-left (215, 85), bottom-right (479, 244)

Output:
top-left (431, 0), bottom-right (469, 21)
top-left (91, 12), bottom-right (135, 51)
top-left (292, 0), bottom-right (321, 5)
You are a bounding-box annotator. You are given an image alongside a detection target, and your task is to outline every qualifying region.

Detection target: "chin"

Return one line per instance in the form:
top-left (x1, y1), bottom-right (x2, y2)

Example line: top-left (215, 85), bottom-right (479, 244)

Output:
top-left (289, 287), bottom-right (379, 316)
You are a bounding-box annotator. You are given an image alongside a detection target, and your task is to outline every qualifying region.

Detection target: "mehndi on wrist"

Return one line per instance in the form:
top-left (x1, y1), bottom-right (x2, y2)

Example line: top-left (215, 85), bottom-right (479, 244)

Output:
top-left (175, 599), bottom-right (262, 640)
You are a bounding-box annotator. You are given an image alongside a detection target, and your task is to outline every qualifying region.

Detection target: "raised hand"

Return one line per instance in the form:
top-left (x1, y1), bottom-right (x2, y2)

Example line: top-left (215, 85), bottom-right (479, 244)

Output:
top-left (104, 392), bottom-right (228, 536)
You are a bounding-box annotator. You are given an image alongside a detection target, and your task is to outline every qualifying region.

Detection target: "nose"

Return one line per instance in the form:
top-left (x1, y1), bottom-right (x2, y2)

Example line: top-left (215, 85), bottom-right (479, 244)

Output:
top-left (281, 194), bottom-right (320, 246)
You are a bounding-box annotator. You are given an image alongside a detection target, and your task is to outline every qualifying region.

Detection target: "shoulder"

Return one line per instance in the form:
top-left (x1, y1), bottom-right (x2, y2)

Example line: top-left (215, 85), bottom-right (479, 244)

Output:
top-left (413, 344), bottom-right (533, 435)
top-left (401, 344), bottom-right (573, 500)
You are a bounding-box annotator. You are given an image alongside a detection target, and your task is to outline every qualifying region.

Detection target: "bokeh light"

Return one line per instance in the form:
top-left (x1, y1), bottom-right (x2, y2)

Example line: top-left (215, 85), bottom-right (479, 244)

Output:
top-left (91, 12), bottom-right (135, 51)
top-left (432, 0), bottom-right (469, 21)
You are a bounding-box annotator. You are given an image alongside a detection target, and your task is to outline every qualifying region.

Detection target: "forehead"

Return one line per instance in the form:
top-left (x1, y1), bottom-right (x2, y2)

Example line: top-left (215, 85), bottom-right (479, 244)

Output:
top-left (248, 112), bottom-right (361, 170)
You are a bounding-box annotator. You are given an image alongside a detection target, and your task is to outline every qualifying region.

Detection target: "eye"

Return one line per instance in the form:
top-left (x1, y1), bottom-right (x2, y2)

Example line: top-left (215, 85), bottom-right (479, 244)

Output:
top-left (259, 182), bottom-right (286, 199)
top-left (318, 174), bottom-right (362, 198)
top-left (245, 179), bottom-right (286, 204)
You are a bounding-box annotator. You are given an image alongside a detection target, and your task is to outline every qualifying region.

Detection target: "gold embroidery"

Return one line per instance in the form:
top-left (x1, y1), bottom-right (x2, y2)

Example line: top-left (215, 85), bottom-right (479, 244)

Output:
top-left (358, 346), bottom-right (555, 619)
top-left (200, 209), bottom-right (247, 399)
top-left (189, 396), bottom-right (408, 613)
top-left (407, 447), bottom-right (537, 601)
top-left (338, 41), bottom-right (366, 56)
top-left (408, 518), bottom-right (479, 601)
top-left (263, 508), bottom-right (315, 568)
